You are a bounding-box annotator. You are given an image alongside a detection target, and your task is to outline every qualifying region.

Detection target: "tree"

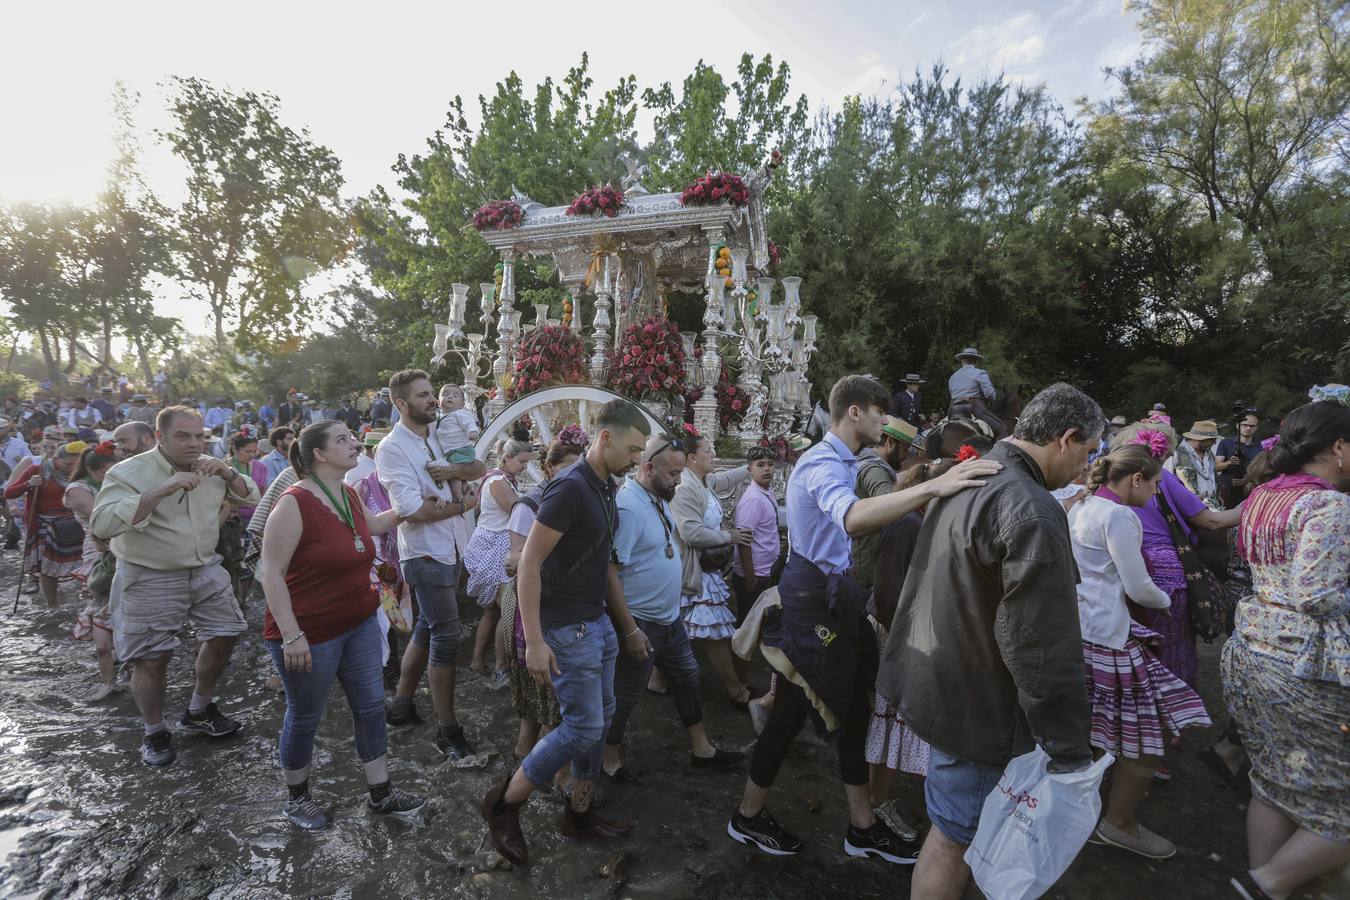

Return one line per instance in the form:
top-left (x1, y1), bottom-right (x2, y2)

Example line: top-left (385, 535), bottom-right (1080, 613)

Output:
top-left (159, 76), bottom-right (350, 350)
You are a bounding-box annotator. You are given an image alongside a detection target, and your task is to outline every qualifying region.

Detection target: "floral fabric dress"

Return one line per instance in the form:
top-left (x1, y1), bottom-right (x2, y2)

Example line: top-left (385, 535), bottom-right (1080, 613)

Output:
top-left (1221, 486), bottom-right (1349, 841)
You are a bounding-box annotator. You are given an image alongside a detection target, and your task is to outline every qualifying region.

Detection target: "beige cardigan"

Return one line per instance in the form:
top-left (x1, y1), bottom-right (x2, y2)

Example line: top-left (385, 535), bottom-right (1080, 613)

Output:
top-left (671, 464), bottom-right (749, 596)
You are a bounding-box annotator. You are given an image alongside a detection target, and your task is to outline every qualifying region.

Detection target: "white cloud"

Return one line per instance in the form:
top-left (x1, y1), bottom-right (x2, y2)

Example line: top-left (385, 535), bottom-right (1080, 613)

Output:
top-left (951, 13), bottom-right (1048, 72)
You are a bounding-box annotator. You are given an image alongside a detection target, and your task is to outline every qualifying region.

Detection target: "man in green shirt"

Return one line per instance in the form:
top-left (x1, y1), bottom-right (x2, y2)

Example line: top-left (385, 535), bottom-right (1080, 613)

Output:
top-left (851, 416), bottom-right (919, 593)
top-left (92, 405), bottom-right (261, 767)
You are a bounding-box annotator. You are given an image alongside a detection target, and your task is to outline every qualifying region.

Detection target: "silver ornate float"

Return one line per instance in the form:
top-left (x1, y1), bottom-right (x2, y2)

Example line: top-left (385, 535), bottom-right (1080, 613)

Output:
top-left (435, 158), bottom-right (819, 446)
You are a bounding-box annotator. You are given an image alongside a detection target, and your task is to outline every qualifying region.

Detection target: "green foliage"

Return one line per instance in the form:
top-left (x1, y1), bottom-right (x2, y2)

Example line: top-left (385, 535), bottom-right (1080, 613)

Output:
top-left (160, 76), bottom-right (350, 350)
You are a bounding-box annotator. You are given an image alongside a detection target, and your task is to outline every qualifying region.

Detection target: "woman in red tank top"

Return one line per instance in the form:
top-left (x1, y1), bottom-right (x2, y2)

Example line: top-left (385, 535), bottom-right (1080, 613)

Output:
top-left (256, 420), bottom-right (424, 830)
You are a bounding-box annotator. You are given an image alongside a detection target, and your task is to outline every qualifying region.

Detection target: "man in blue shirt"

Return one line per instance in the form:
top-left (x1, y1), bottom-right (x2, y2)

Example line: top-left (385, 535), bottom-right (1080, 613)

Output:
top-left (260, 427), bottom-right (294, 486)
top-left (602, 432), bottom-right (745, 783)
top-left (947, 347), bottom-right (1004, 437)
top-left (480, 400), bottom-right (652, 867)
top-left (1216, 411), bottom-right (1262, 508)
top-left (727, 375), bottom-right (999, 865)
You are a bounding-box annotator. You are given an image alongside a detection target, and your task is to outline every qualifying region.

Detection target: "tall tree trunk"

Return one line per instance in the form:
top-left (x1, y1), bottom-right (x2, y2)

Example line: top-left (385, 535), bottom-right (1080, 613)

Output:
top-left (38, 330), bottom-right (58, 384)
top-left (100, 307), bottom-right (115, 374)
top-left (133, 333), bottom-right (154, 383)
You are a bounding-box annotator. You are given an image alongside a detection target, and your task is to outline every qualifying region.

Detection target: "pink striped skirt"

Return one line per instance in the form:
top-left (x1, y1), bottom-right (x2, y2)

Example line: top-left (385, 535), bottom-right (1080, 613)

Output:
top-left (1083, 623), bottom-right (1211, 759)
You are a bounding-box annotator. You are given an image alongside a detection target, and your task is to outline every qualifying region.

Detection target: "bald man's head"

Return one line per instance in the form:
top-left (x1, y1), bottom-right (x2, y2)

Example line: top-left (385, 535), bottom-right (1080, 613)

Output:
top-left (112, 421), bottom-right (155, 460)
top-left (638, 433), bottom-right (685, 501)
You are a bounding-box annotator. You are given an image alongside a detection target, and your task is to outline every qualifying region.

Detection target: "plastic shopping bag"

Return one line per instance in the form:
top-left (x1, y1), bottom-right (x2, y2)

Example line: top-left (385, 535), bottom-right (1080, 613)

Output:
top-left (964, 747), bottom-right (1113, 900)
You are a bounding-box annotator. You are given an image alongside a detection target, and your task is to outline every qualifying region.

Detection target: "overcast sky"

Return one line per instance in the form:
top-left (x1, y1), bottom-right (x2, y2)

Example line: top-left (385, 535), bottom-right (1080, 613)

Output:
top-left (0, 0), bottom-right (1141, 333)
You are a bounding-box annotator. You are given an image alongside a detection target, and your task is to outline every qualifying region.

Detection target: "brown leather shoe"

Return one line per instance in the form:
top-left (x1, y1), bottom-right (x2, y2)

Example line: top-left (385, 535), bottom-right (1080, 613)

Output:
top-left (559, 804), bottom-right (634, 839)
top-left (480, 780), bottom-right (529, 866)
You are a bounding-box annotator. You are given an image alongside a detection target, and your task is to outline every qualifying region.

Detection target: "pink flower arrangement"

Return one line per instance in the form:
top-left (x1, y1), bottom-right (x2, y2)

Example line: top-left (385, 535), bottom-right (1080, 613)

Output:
top-left (1261, 435), bottom-right (1280, 452)
top-left (1131, 429), bottom-right (1171, 460)
top-left (608, 315), bottom-right (686, 401)
top-left (472, 200), bottom-right (525, 231)
top-left (566, 185), bottom-right (627, 218)
top-left (507, 325), bottom-right (587, 400)
top-left (680, 171), bottom-right (750, 207)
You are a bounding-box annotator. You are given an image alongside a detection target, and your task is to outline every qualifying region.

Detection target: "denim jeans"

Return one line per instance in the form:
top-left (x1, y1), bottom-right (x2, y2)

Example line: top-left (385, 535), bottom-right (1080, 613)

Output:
top-left (520, 615), bottom-right (617, 786)
top-left (267, 613), bottom-right (387, 771)
top-left (605, 616), bottom-right (702, 746)
top-left (402, 556), bottom-right (461, 666)
top-left (924, 747), bottom-right (1004, 845)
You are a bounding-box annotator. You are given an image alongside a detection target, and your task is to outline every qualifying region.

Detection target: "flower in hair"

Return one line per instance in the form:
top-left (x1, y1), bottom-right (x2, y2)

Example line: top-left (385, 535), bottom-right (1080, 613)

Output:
top-left (556, 423), bottom-right (589, 448)
top-left (954, 444), bottom-right (981, 463)
top-left (1131, 429), bottom-right (1170, 460)
top-left (93, 440), bottom-right (117, 457)
top-left (682, 422), bottom-right (702, 439)
top-left (1260, 435), bottom-right (1280, 452)
top-left (1308, 383), bottom-right (1350, 405)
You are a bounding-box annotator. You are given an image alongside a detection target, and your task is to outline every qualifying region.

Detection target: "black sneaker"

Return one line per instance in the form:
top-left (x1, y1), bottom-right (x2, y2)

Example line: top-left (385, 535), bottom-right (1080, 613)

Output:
top-left (691, 747), bottom-right (745, 770)
top-left (284, 794), bottom-right (332, 830)
top-left (844, 819), bottom-right (920, 865)
top-left (726, 807), bottom-right (803, 856)
top-left (435, 723), bottom-right (476, 761)
top-left (368, 786), bottom-right (427, 815)
top-left (179, 703), bottom-right (242, 737)
top-left (385, 700), bottom-right (424, 727)
top-left (140, 730), bottom-right (176, 767)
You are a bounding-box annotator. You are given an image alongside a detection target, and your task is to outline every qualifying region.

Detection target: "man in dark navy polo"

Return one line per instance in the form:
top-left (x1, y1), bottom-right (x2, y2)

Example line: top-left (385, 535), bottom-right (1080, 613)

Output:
top-left (480, 400), bottom-right (653, 867)
top-left (889, 374), bottom-right (925, 429)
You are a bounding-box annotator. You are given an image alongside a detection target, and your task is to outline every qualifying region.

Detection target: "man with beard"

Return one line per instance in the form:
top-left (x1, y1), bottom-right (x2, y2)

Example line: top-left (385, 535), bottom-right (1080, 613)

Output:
top-left (601, 432), bottom-right (745, 784)
top-left (111, 421), bottom-right (157, 460)
top-left (851, 416), bottom-right (919, 596)
top-left (376, 369), bottom-right (486, 759)
top-left (480, 400), bottom-right (652, 867)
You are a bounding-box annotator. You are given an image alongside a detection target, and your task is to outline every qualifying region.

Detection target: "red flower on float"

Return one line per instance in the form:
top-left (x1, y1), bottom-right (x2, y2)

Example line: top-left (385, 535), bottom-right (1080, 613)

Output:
top-left (472, 200), bottom-right (525, 231)
top-left (680, 171), bottom-right (751, 208)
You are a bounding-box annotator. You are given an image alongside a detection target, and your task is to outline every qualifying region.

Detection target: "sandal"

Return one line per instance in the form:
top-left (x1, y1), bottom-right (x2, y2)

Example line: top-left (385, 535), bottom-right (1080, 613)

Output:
top-left (1230, 871), bottom-right (1273, 900)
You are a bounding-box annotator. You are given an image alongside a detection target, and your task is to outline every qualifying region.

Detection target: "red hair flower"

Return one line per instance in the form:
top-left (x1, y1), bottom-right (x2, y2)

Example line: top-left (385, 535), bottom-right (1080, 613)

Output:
top-left (955, 445), bottom-right (981, 463)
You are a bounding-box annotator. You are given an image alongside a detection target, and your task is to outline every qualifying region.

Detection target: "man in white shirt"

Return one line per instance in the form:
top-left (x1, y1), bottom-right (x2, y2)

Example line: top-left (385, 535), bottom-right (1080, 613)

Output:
top-left (203, 398), bottom-right (232, 433)
top-left (376, 369), bottom-right (485, 760)
top-left (66, 396), bottom-right (103, 431)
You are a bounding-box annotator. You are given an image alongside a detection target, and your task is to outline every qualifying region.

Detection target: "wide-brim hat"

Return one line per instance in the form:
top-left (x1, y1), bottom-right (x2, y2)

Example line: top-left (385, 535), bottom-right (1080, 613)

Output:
top-left (131, 393), bottom-right (147, 402)
top-left (364, 428), bottom-right (390, 447)
top-left (903, 373), bottom-right (925, 384)
top-left (881, 416), bottom-right (919, 446)
top-left (955, 347), bottom-right (983, 361)
top-left (1182, 420), bottom-right (1222, 441)
top-left (787, 433), bottom-right (812, 452)
top-left (0, 417), bottom-right (11, 430)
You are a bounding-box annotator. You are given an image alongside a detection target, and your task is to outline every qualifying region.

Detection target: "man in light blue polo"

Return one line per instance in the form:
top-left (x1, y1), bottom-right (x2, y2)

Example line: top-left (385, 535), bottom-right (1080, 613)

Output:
top-left (947, 346), bottom-right (1003, 436)
top-left (602, 432), bottom-right (744, 782)
top-left (727, 375), bottom-right (999, 865)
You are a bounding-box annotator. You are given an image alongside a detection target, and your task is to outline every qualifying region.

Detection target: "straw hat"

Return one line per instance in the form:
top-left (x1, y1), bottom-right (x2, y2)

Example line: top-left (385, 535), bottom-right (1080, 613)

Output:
top-left (1182, 420), bottom-right (1222, 442)
top-left (364, 428), bottom-right (390, 447)
top-left (955, 347), bottom-right (984, 362)
top-left (903, 373), bottom-right (925, 385)
top-left (881, 416), bottom-right (919, 447)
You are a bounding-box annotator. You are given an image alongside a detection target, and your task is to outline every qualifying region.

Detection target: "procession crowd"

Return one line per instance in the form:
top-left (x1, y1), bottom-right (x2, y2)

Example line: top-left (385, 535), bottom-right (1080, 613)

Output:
top-left (1, 360), bottom-right (1346, 900)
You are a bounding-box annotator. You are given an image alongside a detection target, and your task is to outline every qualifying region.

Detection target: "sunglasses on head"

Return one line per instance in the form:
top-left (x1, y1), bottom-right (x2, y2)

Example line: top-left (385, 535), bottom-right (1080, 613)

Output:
top-left (647, 436), bottom-right (687, 461)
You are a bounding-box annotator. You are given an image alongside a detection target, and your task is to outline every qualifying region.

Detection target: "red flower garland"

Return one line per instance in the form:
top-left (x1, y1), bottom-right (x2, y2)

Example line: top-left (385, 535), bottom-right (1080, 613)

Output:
top-left (507, 325), bottom-right (587, 400)
top-left (608, 315), bottom-right (686, 400)
top-left (472, 200), bottom-right (525, 231)
top-left (683, 351), bottom-right (747, 432)
top-left (680, 171), bottom-right (750, 207)
top-left (566, 185), bottom-right (627, 218)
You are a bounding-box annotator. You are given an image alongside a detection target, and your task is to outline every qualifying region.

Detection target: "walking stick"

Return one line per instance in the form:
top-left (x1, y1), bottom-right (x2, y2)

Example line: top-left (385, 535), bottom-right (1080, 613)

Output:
top-left (11, 479), bottom-right (37, 614)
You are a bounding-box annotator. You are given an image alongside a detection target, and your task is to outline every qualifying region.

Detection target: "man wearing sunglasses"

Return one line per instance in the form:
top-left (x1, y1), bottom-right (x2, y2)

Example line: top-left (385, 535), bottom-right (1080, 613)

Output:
top-left (602, 432), bottom-right (745, 784)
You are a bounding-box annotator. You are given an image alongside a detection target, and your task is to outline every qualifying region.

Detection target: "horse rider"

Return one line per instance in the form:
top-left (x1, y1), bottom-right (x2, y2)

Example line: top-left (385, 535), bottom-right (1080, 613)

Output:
top-left (947, 347), bottom-right (1004, 438)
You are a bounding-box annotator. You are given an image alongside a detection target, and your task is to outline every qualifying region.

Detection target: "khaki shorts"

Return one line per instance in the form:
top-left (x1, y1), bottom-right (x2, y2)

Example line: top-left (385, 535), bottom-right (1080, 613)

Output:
top-left (110, 558), bottom-right (246, 662)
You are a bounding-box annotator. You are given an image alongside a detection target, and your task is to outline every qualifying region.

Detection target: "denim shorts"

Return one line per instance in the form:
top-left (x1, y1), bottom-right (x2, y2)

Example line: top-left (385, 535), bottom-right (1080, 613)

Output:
top-left (925, 746), bottom-right (1004, 845)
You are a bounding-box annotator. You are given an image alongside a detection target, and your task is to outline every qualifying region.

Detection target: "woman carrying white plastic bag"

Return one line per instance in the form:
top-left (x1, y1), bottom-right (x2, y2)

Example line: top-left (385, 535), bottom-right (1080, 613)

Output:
top-left (964, 747), bottom-right (1113, 900)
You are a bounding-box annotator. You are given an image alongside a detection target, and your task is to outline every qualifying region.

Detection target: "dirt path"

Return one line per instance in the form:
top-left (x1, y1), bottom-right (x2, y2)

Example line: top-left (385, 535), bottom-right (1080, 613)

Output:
top-left (0, 553), bottom-right (1342, 899)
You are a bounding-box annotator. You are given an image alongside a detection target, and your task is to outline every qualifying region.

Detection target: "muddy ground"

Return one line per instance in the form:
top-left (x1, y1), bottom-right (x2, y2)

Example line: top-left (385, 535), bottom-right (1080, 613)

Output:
top-left (0, 551), bottom-right (1345, 899)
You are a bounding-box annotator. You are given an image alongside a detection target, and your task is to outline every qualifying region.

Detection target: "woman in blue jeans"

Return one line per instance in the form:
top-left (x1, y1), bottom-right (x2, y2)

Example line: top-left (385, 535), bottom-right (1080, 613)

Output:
top-left (258, 420), bottom-right (424, 830)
